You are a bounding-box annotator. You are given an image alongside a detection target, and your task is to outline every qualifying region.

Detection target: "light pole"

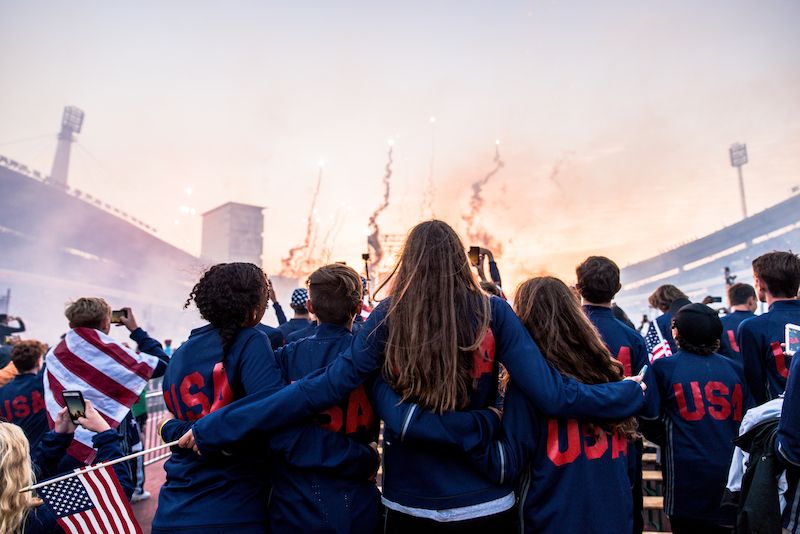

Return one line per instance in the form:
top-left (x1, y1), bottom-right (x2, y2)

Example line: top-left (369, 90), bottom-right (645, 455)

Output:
top-left (729, 143), bottom-right (748, 219)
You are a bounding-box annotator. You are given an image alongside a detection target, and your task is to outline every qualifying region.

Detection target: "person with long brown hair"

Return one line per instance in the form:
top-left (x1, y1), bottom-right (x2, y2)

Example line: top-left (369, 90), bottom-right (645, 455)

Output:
top-left (181, 221), bottom-right (645, 529)
top-left (503, 277), bottom-right (639, 533)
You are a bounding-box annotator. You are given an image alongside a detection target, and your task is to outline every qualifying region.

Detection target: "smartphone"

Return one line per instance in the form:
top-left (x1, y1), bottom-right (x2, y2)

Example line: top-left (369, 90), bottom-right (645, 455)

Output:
top-left (468, 246), bottom-right (481, 267)
top-left (62, 390), bottom-right (86, 422)
top-left (110, 309), bottom-right (128, 324)
top-left (637, 364), bottom-right (649, 378)
top-left (786, 323), bottom-right (800, 357)
top-left (709, 296), bottom-right (723, 303)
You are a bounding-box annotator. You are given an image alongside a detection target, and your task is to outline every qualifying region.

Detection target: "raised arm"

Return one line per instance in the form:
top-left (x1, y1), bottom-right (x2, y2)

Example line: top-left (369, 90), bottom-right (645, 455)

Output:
top-left (491, 298), bottom-right (644, 419)
top-left (191, 302), bottom-right (391, 454)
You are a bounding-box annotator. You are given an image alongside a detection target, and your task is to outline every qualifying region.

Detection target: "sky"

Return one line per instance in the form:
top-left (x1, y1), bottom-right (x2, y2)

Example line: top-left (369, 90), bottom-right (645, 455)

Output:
top-left (1, 0), bottom-right (799, 290)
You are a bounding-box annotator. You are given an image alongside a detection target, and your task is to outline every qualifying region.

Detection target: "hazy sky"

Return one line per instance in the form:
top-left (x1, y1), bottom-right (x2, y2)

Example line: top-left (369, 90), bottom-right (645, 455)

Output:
top-left (1, 0), bottom-right (799, 288)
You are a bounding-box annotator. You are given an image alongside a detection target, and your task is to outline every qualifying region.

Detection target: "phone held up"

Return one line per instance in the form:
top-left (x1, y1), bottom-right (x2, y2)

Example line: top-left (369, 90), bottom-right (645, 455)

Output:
top-left (468, 246), bottom-right (481, 267)
top-left (786, 323), bottom-right (800, 357)
top-left (62, 390), bottom-right (86, 422)
top-left (110, 308), bottom-right (129, 324)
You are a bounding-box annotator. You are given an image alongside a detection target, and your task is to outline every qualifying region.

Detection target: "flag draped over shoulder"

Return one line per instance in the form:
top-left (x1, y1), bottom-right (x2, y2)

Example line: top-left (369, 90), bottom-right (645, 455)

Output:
top-left (43, 327), bottom-right (160, 463)
top-left (37, 464), bottom-right (142, 534)
top-left (645, 320), bottom-right (673, 363)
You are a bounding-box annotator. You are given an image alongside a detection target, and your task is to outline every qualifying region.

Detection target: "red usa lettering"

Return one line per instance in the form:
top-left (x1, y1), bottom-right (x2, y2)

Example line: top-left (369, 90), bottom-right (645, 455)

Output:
top-left (546, 419), bottom-right (628, 467)
top-left (674, 381), bottom-right (743, 422)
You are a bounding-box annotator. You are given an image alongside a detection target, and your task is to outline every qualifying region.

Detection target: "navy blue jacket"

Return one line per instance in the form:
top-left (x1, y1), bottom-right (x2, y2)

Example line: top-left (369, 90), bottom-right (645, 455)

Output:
top-left (0, 372), bottom-right (48, 448)
top-left (277, 317), bottom-right (314, 340)
top-left (776, 331), bottom-right (800, 533)
top-left (584, 305), bottom-right (649, 376)
top-left (155, 325), bottom-right (284, 531)
top-left (157, 325), bottom-right (373, 531)
top-left (285, 323), bottom-right (317, 343)
top-left (192, 297), bottom-right (645, 512)
top-left (25, 430), bottom-right (133, 534)
top-left (472, 383), bottom-right (633, 533)
top-left (273, 302), bottom-right (288, 325)
top-left (641, 350), bottom-right (750, 525)
top-left (270, 323), bottom-right (381, 533)
top-left (737, 300), bottom-right (800, 404)
top-left (718, 310), bottom-right (755, 363)
top-left (255, 323), bottom-right (285, 350)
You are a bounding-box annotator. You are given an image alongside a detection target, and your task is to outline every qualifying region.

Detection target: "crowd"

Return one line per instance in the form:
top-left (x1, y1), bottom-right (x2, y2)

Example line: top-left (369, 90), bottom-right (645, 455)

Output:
top-left (0, 219), bottom-right (798, 534)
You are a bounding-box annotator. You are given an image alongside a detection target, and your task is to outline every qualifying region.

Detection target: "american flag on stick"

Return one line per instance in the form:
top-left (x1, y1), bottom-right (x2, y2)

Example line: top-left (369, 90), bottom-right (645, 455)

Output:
top-left (645, 321), bottom-right (673, 363)
top-left (37, 464), bottom-right (142, 534)
top-left (43, 327), bottom-right (161, 463)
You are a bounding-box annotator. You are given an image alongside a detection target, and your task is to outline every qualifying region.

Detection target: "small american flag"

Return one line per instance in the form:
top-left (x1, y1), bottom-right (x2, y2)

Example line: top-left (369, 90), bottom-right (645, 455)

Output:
top-left (37, 465), bottom-right (141, 534)
top-left (645, 321), bottom-right (673, 363)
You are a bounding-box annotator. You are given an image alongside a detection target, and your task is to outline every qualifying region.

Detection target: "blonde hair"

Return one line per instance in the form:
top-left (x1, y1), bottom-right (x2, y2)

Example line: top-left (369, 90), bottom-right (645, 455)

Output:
top-left (0, 423), bottom-right (36, 534)
top-left (65, 297), bottom-right (111, 329)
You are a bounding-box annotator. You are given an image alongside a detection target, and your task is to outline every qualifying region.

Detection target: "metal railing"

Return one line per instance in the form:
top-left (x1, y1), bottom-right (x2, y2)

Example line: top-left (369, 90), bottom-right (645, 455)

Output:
top-left (141, 379), bottom-right (171, 467)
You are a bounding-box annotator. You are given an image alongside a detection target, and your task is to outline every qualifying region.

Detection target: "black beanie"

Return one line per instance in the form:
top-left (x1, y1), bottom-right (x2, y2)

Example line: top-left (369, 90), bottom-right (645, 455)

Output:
top-left (673, 303), bottom-right (722, 346)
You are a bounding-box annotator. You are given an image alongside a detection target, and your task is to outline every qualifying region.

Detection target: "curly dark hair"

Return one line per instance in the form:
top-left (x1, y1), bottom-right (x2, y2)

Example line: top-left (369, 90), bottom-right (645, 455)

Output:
top-left (675, 334), bottom-right (720, 356)
top-left (185, 263), bottom-right (269, 358)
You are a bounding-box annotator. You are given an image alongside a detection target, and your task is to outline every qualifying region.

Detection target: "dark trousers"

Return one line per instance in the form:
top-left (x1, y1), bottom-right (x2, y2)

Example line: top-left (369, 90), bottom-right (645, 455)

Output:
top-left (385, 507), bottom-right (516, 534)
top-left (670, 515), bottom-right (732, 534)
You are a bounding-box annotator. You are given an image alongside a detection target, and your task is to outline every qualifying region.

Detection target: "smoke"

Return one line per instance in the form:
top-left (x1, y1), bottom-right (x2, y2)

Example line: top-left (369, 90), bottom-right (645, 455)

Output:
top-left (461, 141), bottom-right (505, 255)
top-left (422, 117), bottom-right (436, 218)
top-left (367, 143), bottom-right (394, 274)
top-left (547, 153), bottom-right (573, 191)
top-left (279, 165), bottom-right (323, 277)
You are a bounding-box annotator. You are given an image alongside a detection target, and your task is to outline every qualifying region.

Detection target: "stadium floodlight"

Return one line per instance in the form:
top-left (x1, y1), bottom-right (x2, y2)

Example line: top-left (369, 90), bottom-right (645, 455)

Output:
top-left (729, 143), bottom-right (748, 167)
top-left (61, 106), bottom-right (85, 134)
top-left (729, 143), bottom-right (749, 219)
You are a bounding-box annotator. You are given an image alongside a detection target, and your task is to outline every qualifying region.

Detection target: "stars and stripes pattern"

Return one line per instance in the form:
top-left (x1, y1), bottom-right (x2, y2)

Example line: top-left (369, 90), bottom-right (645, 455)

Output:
top-left (43, 327), bottom-right (161, 463)
top-left (645, 321), bottom-right (673, 363)
top-left (37, 465), bottom-right (142, 534)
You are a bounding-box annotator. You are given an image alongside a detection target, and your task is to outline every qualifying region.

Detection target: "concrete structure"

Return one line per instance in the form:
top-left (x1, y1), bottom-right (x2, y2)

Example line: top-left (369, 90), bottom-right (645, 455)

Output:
top-left (49, 106), bottom-right (84, 188)
top-left (201, 202), bottom-right (265, 266)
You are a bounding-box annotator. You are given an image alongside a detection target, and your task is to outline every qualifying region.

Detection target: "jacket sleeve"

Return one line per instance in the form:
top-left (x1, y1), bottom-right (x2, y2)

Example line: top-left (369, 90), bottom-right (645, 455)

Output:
top-left (273, 302), bottom-right (288, 326)
top-left (777, 349), bottom-right (800, 469)
top-left (192, 302), bottom-right (390, 455)
top-left (492, 298), bottom-right (644, 419)
top-left (31, 431), bottom-right (73, 479)
top-left (92, 429), bottom-right (135, 500)
top-left (268, 423), bottom-right (378, 480)
top-left (737, 320), bottom-right (767, 405)
top-left (370, 376), bottom-right (500, 452)
top-left (129, 328), bottom-right (171, 379)
top-left (467, 384), bottom-right (534, 485)
top-left (638, 363), bottom-right (665, 447)
top-left (160, 418), bottom-right (193, 443)
top-left (488, 260), bottom-right (502, 287)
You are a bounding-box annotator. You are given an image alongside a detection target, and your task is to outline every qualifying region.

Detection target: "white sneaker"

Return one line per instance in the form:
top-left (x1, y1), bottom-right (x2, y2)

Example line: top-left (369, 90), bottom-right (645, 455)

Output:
top-left (131, 489), bottom-right (151, 503)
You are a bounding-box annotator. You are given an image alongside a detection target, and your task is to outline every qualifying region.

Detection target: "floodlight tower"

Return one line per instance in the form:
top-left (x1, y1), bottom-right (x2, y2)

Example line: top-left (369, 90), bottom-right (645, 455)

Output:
top-left (49, 106), bottom-right (85, 187)
top-left (729, 143), bottom-right (748, 220)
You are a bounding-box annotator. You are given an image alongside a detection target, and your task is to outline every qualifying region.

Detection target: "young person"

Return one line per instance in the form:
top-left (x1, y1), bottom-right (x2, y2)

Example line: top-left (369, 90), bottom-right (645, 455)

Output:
top-left (0, 401), bottom-right (132, 534)
top-left (490, 277), bottom-right (639, 532)
top-left (646, 284), bottom-right (691, 357)
top-left (155, 263), bottom-right (376, 534)
top-left (717, 283), bottom-right (757, 363)
top-left (576, 256), bottom-right (647, 533)
top-left (178, 222), bottom-right (644, 529)
top-left (737, 251), bottom-right (800, 404)
top-left (641, 303), bottom-right (751, 533)
top-left (776, 325), bottom-right (800, 533)
top-left (0, 340), bottom-right (48, 448)
top-left (269, 264), bottom-right (381, 533)
top-left (276, 288), bottom-right (314, 340)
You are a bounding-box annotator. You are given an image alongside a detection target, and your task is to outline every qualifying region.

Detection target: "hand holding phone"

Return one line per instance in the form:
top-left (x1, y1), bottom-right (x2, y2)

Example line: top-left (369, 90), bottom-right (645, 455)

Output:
top-left (62, 390), bottom-right (86, 422)
top-left (468, 246), bottom-right (481, 267)
top-left (786, 323), bottom-right (800, 356)
top-left (637, 364), bottom-right (649, 379)
top-left (110, 308), bottom-right (129, 324)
